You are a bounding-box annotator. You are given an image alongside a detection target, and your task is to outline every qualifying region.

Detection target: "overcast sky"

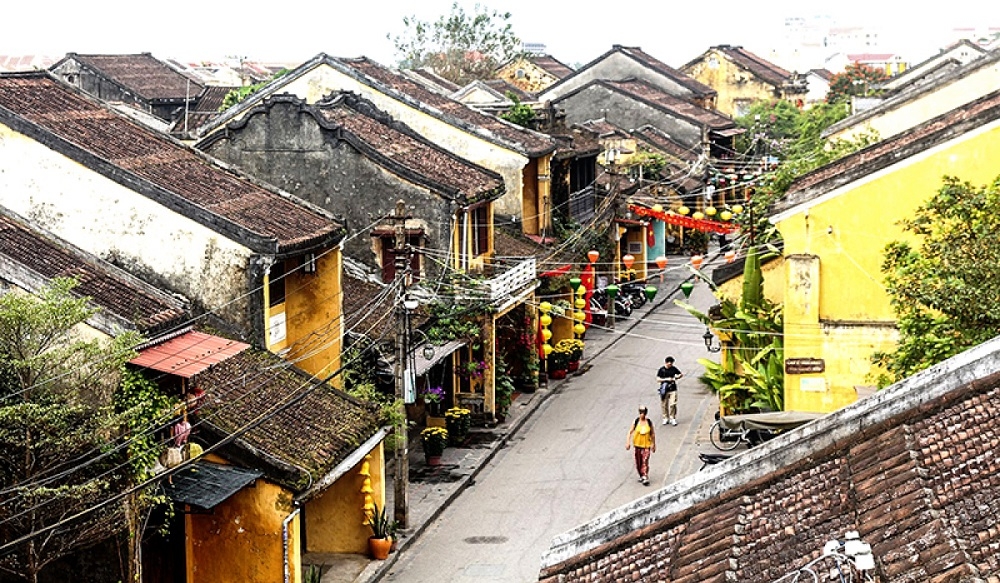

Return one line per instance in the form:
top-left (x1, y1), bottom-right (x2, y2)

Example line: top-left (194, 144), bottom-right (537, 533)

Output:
top-left (6, 0), bottom-right (998, 70)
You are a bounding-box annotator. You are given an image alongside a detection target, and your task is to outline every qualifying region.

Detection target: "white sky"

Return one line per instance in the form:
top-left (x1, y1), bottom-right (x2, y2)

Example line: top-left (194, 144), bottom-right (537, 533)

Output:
top-left (5, 1), bottom-right (998, 71)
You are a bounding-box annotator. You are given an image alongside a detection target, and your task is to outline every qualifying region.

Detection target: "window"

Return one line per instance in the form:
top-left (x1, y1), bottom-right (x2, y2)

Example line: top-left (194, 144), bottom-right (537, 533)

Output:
top-left (378, 233), bottom-right (423, 283)
top-left (268, 260), bottom-right (286, 307)
top-left (471, 205), bottom-right (490, 257)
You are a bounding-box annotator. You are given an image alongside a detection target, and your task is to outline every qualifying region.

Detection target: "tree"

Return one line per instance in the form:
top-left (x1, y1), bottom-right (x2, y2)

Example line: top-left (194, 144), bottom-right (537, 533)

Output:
top-left (826, 63), bottom-right (889, 105)
top-left (499, 91), bottom-right (535, 128)
top-left (389, 2), bottom-right (522, 85)
top-left (0, 279), bottom-right (163, 583)
top-left (874, 175), bottom-right (1000, 385)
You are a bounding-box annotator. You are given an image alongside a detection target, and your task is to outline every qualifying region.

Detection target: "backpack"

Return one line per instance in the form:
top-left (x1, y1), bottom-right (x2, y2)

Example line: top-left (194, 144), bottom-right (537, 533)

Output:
top-left (633, 417), bottom-right (652, 430)
top-left (658, 381), bottom-right (676, 398)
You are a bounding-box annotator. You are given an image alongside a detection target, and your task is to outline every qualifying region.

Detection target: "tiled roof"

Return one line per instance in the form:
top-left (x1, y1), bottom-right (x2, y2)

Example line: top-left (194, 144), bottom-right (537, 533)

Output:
top-left (482, 78), bottom-right (533, 102)
top-left (529, 55), bottom-right (575, 79)
top-left (611, 46), bottom-right (716, 98)
top-left (493, 226), bottom-right (548, 258)
top-left (194, 348), bottom-right (382, 492)
top-left (312, 92), bottom-right (505, 202)
top-left (169, 85), bottom-right (237, 137)
top-left (404, 67), bottom-right (461, 94)
top-left (0, 55), bottom-right (56, 72)
top-left (54, 53), bottom-right (204, 102)
top-left (631, 125), bottom-right (701, 164)
top-left (539, 338), bottom-right (1000, 582)
top-left (714, 45), bottom-right (794, 88)
top-left (0, 207), bottom-right (188, 333)
top-left (777, 87), bottom-right (1000, 214)
top-left (572, 118), bottom-right (631, 140)
top-left (603, 79), bottom-right (736, 130)
top-left (0, 72), bottom-right (343, 253)
top-left (343, 273), bottom-right (394, 340)
top-left (809, 68), bottom-right (834, 81)
top-left (336, 56), bottom-right (557, 157)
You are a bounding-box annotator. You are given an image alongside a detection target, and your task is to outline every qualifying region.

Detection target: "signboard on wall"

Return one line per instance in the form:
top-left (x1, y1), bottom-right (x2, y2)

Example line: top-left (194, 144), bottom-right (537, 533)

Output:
top-left (785, 358), bottom-right (825, 374)
top-left (800, 377), bottom-right (827, 392)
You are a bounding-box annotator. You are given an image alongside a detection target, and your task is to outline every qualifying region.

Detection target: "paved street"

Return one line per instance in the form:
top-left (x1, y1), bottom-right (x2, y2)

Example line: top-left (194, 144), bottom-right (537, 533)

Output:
top-left (378, 274), bottom-right (722, 582)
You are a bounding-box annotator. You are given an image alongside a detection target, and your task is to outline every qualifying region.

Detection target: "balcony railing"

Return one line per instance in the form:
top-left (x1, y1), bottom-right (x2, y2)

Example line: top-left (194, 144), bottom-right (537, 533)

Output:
top-left (485, 257), bottom-right (536, 311)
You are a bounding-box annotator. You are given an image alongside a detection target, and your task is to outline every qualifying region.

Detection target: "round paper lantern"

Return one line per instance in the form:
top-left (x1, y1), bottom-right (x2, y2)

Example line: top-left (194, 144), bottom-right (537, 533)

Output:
top-left (656, 255), bottom-right (668, 269)
top-left (573, 323), bottom-right (586, 335)
top-left (691, 255), bottom-right (704, 269)
top-left (720, 210), bottom-right (733, 221)
top-left (588, 250), bottom-right (599, 263)
top-left (678, 205), bottom-right (690, 215)
top-left (693, 211), bottom-right (705, 220)
top-left (706, 206), bottom-right (717, 216)
top-left (652, 204), bottom-right (663, 212)
top-left (539, 301), bottom-right (552, 313)
top-left (577, 286), bottom-right (587, 296)
top-left (575, 297), bottom-right (586, 309)
top-left (622, 254), bottom-right (635, 269)
top-left (542, 343), bottom-right (553, 356)
top-left (732, 204), bottom-right (744, 215)
top-left (540, 314), bottom-right (552, 327)
top-left (542, 328), bottom-right (553, 341)
top-left (574, 310), bottom-right (585, 322)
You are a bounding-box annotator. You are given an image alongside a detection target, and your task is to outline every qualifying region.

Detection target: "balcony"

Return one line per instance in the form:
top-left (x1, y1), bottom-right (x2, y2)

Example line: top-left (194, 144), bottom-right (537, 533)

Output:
top-left (483, 257), bottom-right (537, 312)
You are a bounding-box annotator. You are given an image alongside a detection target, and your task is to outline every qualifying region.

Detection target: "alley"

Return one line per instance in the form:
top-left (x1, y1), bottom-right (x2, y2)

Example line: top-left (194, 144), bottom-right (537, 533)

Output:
top-left (379, 273), bottom-right (722, 582)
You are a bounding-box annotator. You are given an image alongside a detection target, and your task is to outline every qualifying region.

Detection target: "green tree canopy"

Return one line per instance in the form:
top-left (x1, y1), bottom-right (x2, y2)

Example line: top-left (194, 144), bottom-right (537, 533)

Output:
top-left (389, 2), bottom-right (522, 85)
top-left (0, 279), bottom-right (168, 583)
top-left (826, 62), bottom-right (889, 105)
top-left (874, 175), bottom-right (1000, 385)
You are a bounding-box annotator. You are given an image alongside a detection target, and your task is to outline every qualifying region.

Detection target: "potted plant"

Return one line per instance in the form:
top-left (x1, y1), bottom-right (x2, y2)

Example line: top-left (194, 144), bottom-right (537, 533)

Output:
top-left (366, 503), bottom-right (393, 560)
top-left (548, 350), bottom-right (570, 379)
top-left (495, 373), bottom-right (516, 422)
top-left (444, 407), bottom-right (471, 445)
top-left (420, 385), bottom-right (445, 417)
top-left (555, 339), bottom-right (585, 372)
top-left (420, 426), bottom-right (449, 465)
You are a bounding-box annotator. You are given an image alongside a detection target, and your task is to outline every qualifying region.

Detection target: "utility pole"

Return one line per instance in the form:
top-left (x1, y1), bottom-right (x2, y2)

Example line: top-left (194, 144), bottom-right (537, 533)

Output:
top-left (392, 199), bottom-right (411, 529)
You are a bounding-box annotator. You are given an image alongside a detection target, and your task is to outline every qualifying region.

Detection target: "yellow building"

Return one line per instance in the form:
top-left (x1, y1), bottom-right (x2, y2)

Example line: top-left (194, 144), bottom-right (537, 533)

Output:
top-left (495, 53), bottom-right (575, 95)
top-left (681, 45), bottom-right (808, 118)
top-left (770, 89), bottom-right (1000, 413)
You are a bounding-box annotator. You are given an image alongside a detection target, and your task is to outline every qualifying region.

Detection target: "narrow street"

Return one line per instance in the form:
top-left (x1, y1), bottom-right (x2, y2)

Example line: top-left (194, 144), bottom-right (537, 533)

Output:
top-left (381, 276), bottom-right (722, 582)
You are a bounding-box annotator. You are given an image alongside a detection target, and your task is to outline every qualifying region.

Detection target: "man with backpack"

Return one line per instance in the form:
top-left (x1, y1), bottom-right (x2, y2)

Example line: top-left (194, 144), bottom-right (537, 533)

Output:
top-left (657, 356), bottom-right (684, 425)
top-left (626, 406), bottom-right (656, 485)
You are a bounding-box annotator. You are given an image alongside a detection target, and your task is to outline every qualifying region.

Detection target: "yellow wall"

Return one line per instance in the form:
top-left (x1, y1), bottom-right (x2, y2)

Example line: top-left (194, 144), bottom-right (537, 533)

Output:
top-left (714, 254), bottom-right (785, 306)
top-left (775, 117), bottom-right (1000, 412)
top-left (186, 479), bottom-right (297, 583)
top-left (267, 249), bottom-right (343, 382)
top-left (305, 445), bottom-right (386, 554)
top-left (683, 49), bottom-right (783, 118)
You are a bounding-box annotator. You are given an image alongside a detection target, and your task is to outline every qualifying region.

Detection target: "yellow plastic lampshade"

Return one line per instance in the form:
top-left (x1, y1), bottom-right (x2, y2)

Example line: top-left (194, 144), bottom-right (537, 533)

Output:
top-left (359, 460), bottom-right (371, 476)
top-left (693, 211), bottom-right (705, 220)
top-left (542, 328), bottom-right (552, 341)
top-left (652, 204), bottom-right (663, 212)
top-left (575, 297), bottom-right (586, 309)
top-left (540, 314), bottom-right (552, 327)
top-left (363, 501), bottom-right (375, 512)
top-left (539, 301), bottom-right (552, 313)
top-left (573, 323), bottom-right (586, 335)
top-left (542, 343), bottom-right (553, 356)
top-left (720, 210), bottom-right (733, 221)
top-left (706, 206), bottom-right (716, 216)
top-left (361, 483), bottom-right (374, 495)
top-left (732, 204), bottom-right (744, 214)
top-left (574, 310), bottom-right (585, 322)
top-left (577, 286), bottom-right (586, 296)
top-left (678, 205), bottom-right (690, 215)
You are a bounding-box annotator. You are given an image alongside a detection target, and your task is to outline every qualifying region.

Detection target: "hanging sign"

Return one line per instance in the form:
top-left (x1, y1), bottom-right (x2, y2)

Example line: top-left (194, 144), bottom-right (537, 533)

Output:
top-left (785, 358), bottom-right (825, 374)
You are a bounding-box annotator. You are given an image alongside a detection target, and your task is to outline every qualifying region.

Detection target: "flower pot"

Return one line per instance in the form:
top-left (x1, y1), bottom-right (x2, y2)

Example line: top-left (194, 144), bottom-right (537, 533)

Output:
top-left (425, 454), bottom-right (442, 466)
top-left (369, 536), bottom-right (392, 560)
top-left (567, 360), bottom-right (580, 372)
top-left (549, 368), bottom-right (567, 380)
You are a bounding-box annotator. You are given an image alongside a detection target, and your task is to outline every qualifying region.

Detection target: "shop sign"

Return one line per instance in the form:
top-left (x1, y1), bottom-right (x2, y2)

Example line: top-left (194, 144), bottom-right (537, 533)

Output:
top-left (785, 357), bottom-right (825, 374)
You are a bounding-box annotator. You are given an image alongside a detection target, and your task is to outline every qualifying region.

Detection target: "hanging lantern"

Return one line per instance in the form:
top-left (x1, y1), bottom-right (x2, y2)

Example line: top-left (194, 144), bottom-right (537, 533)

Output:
top-left (644, 285), bottom-right (658, 302)
top-left (693, 211), bottom-right (705, 220)
top-left (569, 277), bottom-right (582, 288)
top-left (725, 250), bottom-right (736, 263)
top-left (680, 281), bottom-right (694, 298)
top-left (691, 255), bottom-right (704, 270)
top-left (678, 205), bottom-right (690, 215)
top-left (577, 285), bottom-right (586, 296)
top-left (706, 206), bottom-right (717, 216)
top-left (652, 203), bottom-right (663, 212)
top-left (542, 343), bottom-right (554, 356)
top-left (573, 323), bottom-right (586, 335)
top-left (539, 301), bottom-right (552, 313)
top-left (588, 250), bottom-right (600, 263)
top-left (542, 328), bottom-right (553, 341)
top-left (574, 310), bottom-right (585, 322)
top-left (656, 255), bottom-right (668, 269)
top-left (720, 210), bottom-right (733, 221)
top-left (732, 204), bottom-right (744, 215)
top-left (606, 284), bottom-right (619, 298)
top-left (574, 297), bottom-right (586, 309)
top-left (622, 254), bottom-right (635, 269)
top-left (540, 314), bottom-right (552, 327)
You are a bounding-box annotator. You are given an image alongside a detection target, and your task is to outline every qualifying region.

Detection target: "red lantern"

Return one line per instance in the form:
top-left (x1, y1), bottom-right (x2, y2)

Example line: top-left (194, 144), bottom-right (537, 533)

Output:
top-left (656, 255), bottom-right (668, 270)
top-left (623, 254), bottom-right (635, 269)
top-left (588, 250), bottom-right (599, 263)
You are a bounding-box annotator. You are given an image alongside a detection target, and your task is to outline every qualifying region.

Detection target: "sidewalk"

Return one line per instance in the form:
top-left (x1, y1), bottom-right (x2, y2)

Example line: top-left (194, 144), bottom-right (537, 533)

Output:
top-left (341, 252), bottom-right (712, 583)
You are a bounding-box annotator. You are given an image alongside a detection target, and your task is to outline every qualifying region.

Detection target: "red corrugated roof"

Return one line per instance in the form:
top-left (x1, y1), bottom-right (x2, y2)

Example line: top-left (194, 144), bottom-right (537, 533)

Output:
top-left (130, 330), bottom-right (249, 378)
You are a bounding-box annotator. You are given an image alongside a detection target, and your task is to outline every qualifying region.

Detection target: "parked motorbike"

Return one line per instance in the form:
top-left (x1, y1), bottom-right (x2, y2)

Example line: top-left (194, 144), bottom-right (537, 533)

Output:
top-left (592, 289), bottom-right (632, 319)
top-left (620, 280), bottom-right (647, 308)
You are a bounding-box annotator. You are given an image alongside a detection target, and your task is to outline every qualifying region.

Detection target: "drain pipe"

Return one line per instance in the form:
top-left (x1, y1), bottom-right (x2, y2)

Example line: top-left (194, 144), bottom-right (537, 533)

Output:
top-left (283, 504), bottom-right (302, 583)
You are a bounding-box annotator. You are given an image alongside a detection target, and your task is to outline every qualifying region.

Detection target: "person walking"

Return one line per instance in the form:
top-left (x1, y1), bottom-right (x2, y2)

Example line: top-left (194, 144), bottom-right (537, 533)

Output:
top-left (656, 356), bottom-right (684, 425)
top-left (626, 406), bottom-right (656, 485)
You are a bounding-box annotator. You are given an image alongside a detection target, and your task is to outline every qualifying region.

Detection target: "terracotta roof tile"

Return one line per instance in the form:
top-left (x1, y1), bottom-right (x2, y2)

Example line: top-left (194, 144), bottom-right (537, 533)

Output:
top-left (56, 53), bottom-right (204, 102)
top-left (194, 349), bottom-right (382, 491)
top-left (715, 45), bottom-right (794, 88)
top-left (339, 57), bottom-right (556, 157)
top-left (169, 85), bottom-right (237, 136)
top-left (0, 208), bottom-right (188, 332)
top-left (315, 93), bottom-right (504, 201)
top-left (529, 55), bottom-right (575, 79)
top-left (631, 125), bottom-right (701, 164)
top-left (604, 79), bottom-right (736, 130)
top-left (0, 72), bottom-right (343, 252)
top-left (615, 46), bottom-right (717, 98)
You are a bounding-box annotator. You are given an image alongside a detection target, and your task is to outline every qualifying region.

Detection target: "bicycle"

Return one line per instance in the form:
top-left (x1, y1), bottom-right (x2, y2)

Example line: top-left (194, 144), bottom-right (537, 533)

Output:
top-left (708, 418), bottom-right (752, 451)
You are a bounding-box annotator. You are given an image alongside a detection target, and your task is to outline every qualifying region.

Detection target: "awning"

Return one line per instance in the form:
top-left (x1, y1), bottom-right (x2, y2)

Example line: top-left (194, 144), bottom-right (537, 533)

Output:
top-left (712, 127), bottom-right (745, 137)
top-left (162, 461), bottom-right (263, 511)
top-left (719, 411), bottom-right (824, 431)
top-left (130, 330), bottom-right (250, 378)
top-left (411, 339), bottom-right (466, 377)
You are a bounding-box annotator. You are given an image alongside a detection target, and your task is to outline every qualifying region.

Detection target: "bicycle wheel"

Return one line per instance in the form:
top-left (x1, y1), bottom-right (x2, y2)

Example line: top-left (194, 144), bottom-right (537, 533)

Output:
top-left (709, 421), bottom-right (743, 451)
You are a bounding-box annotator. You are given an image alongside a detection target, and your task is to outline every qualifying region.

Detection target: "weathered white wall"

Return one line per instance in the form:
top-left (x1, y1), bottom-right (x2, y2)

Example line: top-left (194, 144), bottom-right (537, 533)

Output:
top-left (0, 124), bottom-right (253, 326)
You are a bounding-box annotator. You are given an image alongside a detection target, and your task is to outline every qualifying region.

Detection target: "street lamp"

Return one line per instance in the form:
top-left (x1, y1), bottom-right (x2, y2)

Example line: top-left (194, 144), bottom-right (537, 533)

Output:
top-left (703, 328), bottom-right (722, 353)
